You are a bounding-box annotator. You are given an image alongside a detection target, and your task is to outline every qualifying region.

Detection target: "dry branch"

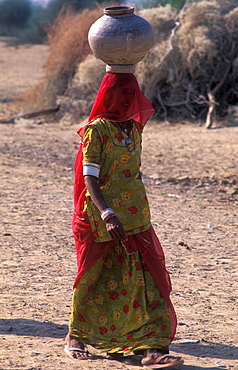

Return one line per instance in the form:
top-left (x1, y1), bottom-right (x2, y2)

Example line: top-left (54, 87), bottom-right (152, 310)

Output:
top-left (0, 106), bottom-right (60, 124)
top-left (160, 21), bottom-right (180, 63)
top-left (206, 61), bottom-right (232, 128)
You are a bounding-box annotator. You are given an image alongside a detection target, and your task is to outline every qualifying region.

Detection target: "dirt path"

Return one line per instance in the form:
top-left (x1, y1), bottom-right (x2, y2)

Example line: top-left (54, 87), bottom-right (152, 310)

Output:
top-left (0, 37), bottom-right (48, 103)
top-left (0, 40), bottom-right (237, 370)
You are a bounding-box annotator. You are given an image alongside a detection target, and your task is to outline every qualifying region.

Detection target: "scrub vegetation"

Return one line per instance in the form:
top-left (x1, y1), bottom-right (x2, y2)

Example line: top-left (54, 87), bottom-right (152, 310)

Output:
top-left (1, 0), bottom-right (238, 126)
top-left (37, 1), bottom-right (238, 127)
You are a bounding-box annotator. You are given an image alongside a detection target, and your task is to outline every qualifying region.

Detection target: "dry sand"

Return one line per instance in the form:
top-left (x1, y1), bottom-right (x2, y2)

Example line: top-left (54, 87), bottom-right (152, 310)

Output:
top-left (0, 38), bottom-right (237, 370)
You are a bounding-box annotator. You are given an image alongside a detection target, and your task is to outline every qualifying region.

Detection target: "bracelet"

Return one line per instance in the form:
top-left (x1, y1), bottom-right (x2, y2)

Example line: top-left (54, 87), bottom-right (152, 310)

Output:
top-left (100, 208), bottom-right (114, 221)
top-left (104, 213), bottom-right (116, 223)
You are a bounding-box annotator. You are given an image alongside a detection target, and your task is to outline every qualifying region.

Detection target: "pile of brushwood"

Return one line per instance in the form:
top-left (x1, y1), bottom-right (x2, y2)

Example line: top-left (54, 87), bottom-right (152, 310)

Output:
top-left (24, 1), bottom-right (238, 128)
top-left (137, 1), bottom-right (238, 127)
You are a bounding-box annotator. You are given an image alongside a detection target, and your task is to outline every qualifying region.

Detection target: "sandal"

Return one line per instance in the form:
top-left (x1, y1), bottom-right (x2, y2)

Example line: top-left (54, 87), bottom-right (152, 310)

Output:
top-left (107, 352), bottom-right (124, 359)
top-left (64, 345), bottom-right (90, 360)
top-left (142, 354), bottom-right (184, 369)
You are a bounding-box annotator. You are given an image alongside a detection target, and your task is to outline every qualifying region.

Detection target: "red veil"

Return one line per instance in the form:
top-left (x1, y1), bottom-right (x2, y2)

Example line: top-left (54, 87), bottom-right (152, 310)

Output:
top-left (72, 73), bottom-right (177, 343)
top-left (79, 72), bottom-right (154, 136)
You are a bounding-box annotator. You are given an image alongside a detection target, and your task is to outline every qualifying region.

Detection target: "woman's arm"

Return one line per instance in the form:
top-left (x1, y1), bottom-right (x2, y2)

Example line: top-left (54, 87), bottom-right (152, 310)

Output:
top-left (84, 175), bottom-right (128, 242)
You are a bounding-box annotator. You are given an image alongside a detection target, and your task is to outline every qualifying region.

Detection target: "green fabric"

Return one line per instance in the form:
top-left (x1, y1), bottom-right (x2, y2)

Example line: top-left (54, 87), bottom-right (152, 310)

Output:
top-left (69, 243), bottom-right (170, 354)
top-left (82, 119), bottom-right (151, 242)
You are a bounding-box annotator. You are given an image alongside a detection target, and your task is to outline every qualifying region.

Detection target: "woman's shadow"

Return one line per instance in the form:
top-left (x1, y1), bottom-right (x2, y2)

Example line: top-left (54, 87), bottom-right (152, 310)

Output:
top-left (1, 318), bottom-right (237, 369)
top-left (0, 318), bottom-right (68, 338)
top-left (170, 340), bottom-right (238, 361)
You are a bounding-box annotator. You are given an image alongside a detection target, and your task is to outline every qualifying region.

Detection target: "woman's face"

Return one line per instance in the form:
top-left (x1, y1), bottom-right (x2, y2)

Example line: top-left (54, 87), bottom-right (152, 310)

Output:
top-left (118, 87), bottom-right (136, 107)
top-left (104, 83), bottom-right (136, 114)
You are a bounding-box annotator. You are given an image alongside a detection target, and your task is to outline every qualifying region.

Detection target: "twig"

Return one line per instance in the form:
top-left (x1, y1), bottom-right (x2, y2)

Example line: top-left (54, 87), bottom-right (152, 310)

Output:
top-left (0, 105), bottom-right (60, 124)
top-left (160, 21), bottom-right (180, 64)
top-left (160, 0), bottom-right (191, 64)
top-left (205, 62), bottom-right (231, 129)
top-left (144, 2), bottom-right (190, 98)
top-left (205, 92), bottom-right (216, 129)
top-left (211, 62), bottom-right (231, 95)
top-left (157, 88), bottom-right (167, 121)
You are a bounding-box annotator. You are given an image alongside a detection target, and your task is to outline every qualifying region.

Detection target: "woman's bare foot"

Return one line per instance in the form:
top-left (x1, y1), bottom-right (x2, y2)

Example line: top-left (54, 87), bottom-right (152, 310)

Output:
top-left (142, 349), bottom-right (165, 365)
top-left (64, 333), bottom-right (89, 359)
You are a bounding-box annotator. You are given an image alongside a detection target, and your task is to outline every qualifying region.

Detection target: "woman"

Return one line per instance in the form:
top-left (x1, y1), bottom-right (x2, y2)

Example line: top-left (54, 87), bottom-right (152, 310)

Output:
top-left (65, 73), bottom-right (183, 369)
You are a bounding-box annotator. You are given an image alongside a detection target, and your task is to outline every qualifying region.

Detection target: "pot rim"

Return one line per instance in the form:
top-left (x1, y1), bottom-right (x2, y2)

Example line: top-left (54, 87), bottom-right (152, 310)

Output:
top-left (104, 6), bottom-right (134, 16)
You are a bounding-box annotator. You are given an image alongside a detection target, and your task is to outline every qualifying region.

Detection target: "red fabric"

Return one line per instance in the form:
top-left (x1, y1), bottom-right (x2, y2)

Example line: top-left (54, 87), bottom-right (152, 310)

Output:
top-left (124, 227), bottom-right (177, 343)
top-left (72, 212), bottom-right (116, 285)
top-left (72, 213), bottom-right (176, 343)
top-left (73, 146), bottom-right (86, 215)
top-left (78, 72), bottom-right (154, 138)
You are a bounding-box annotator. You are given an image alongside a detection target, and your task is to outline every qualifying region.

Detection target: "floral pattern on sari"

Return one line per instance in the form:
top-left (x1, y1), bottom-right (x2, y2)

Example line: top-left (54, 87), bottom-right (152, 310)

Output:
top-left (69, 243), bottom-right (171, 353)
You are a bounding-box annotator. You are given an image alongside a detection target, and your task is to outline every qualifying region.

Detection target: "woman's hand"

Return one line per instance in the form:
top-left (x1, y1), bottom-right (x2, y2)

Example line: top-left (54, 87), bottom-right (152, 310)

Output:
top-left (84, 175), bottom-right (128, 241)
top-left (106, 216), bottom-right (128, 242)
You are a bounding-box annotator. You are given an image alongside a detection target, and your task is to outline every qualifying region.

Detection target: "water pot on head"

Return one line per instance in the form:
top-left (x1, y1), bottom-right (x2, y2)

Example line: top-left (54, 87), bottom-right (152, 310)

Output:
top-left (88, 6), bottom-right (154, 73)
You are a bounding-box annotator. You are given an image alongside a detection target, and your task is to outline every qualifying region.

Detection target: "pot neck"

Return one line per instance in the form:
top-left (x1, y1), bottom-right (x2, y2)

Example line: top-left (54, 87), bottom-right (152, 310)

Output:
top-left (104, 6), bottom-right (134, 17)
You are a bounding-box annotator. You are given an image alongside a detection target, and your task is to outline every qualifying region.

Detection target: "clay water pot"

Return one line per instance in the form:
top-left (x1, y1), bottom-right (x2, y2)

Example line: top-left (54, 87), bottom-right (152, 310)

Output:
top-left (88, 6), bottom-right (154, 73)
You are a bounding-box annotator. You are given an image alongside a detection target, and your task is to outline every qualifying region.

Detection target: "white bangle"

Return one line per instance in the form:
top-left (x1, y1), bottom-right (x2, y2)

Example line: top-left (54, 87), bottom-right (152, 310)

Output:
top-left (101, 208), bottom-right (114, 221)
top-left (83, 163), bottom-right (100, 178)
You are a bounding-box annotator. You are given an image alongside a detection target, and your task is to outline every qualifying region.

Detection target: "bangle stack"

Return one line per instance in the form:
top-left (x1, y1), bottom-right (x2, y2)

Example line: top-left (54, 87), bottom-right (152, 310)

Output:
top-left (101, 208), bottom-right (115, 222)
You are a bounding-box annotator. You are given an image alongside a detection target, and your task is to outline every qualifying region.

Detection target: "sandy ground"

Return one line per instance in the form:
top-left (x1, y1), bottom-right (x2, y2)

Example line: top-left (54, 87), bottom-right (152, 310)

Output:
top-left (0, 39), bottom-right (237, 370)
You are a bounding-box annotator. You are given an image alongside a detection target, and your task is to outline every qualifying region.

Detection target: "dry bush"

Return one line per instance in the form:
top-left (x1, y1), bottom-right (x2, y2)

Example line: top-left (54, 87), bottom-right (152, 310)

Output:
top-left (136, 1), bottom-right (238, 123)
top-left (139, 5), bottom-right (178, 43)
top-left (175, 2), bottom-right (222, 81)
top-left (225, 6), bottom-right (238, 71)
top-left (179, 1), bottom-right (220, 28)
top-left (136, 40), bottom-right (173, 96)
top-left (76, 54), bottom-right (105, 87)
top-left (46, 7), bottom-right (101, 83)
top-left (22, 6), bottom-right (103, 111)
top-left (224, 5), bottom-right (238, 51)
top-left (225, 5), bottom-right (238, 27)
top-left (25, 1), bottom-right (238, 126)
top-left (136, 5), bottom-right (178, 95)
top-left (56, 54), bottom-right (105, 124)
top-left (177, 24), bottom-right (217, 78)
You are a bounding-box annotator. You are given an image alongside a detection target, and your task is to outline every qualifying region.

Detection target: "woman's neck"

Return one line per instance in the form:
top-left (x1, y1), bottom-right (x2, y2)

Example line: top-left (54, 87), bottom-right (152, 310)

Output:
top-left (117, 120), bottom-right (134, 134)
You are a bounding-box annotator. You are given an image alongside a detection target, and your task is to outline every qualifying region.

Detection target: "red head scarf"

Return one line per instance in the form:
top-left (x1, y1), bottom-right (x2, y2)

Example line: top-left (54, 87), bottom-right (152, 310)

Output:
top-left (78, 72), bottom-right (154, 137)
